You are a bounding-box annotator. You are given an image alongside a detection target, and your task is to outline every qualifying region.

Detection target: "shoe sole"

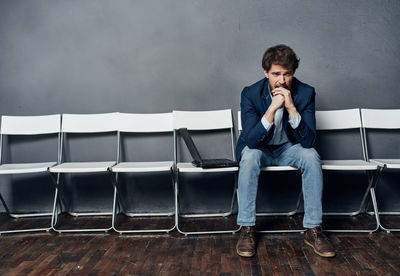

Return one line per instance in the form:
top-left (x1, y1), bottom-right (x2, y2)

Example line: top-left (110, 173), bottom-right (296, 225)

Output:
top-left (236, 247), bottom-right (255, 258)
top-left (304, 240), bottom-right (335, 258)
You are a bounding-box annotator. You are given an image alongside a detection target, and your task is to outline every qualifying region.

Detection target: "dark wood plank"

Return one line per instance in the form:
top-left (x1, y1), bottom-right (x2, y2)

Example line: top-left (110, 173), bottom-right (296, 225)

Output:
top-left (0, 213), bottom-right (400, 275)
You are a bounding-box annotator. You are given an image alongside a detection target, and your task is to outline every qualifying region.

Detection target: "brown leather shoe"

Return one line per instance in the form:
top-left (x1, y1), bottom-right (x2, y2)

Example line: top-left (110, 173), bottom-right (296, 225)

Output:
top-left (236, 226), bottom-right (255, 257)
top-left (304, 226), bottom-right (335, 257)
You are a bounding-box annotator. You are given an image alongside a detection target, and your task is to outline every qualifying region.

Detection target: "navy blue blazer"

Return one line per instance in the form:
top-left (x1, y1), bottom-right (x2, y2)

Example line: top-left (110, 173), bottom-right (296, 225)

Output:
top-left (236, 77), bottom-right (317, 161)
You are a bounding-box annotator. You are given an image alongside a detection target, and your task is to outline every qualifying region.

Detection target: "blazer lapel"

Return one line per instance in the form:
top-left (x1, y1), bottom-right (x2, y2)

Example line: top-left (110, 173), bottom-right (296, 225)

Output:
top-left (261, 79), bottom-right (272, 112)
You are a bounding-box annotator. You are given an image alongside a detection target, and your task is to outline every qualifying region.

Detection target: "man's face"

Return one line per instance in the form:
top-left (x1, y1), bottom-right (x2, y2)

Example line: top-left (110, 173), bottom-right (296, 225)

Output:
top-left (264, 64), bottom-right (294, 90)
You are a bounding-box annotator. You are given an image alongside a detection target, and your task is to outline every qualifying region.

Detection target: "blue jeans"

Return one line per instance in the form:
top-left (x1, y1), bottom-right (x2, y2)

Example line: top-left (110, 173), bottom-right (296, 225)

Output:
top-left (237, 142), bottom-right (323, 228)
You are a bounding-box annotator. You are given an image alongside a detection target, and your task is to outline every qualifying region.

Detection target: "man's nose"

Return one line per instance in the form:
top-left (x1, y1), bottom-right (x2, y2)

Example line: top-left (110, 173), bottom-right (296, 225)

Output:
top-left (278, 75), bottom-right (285, 83)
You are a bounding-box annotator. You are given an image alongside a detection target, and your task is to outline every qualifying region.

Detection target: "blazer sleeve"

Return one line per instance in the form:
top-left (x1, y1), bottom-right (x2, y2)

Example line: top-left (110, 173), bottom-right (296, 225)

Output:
top-left (291, 89), bottom-right (317, 148)
top-left (240, 87), bottom-right (274, 149)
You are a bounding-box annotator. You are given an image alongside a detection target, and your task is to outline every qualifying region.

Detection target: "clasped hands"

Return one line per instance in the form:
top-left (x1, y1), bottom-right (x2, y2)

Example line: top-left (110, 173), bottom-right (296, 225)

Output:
top-left (264, 87), bottom-right (298, 123)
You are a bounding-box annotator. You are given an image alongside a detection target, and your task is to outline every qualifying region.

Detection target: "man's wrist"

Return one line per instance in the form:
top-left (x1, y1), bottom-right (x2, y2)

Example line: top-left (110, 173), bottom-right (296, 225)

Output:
top-left (261, 116), bottom-right (273, 131)
top-left (287, 106), bottom-right (297, 119)
top-left (264, 108), bottom-right (276, 124)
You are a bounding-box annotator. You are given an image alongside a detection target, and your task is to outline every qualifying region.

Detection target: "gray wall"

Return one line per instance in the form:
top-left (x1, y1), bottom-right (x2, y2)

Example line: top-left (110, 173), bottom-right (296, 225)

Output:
top-left (0, 0), bottom-right (399, 214)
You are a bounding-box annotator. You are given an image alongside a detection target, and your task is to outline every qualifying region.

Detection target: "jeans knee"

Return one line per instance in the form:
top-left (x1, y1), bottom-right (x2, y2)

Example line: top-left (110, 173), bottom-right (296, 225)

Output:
top-left (240, 148), bottom-right (262, 169)
top-left (300, 148), bottom-right (321, 168)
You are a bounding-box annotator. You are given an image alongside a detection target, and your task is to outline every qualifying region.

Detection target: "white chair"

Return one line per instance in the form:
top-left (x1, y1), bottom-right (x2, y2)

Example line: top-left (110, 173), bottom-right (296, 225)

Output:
top-left (361, 108), bottom-right (400, 232)
top-left (110, 112), bottom-right (176, 233)
top-left (50, 113), bottom-right (119, 233)
top-left (316, 109), bottom-right (380, 232)
top-left (238, 111), bottom-right (303, 234)
top-left (0, 114), bottom-right (61, 234)
top-left (173, 109), bottom-right (240, 235)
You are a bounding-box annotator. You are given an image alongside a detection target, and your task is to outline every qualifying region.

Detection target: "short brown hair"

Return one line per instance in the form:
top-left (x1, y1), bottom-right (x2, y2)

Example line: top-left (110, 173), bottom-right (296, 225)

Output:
top-left (262, 44), bottom-right (299, 72)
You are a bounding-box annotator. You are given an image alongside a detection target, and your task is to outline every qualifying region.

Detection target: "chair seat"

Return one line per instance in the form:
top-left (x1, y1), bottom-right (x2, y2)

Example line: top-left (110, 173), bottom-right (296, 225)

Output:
top-left (0, 162), bottom-right (57, 174)
top-left (177, 162), bottom-right (238, 173)
top-left (261, 166), bottom-right (298, 171)
top-left (49, 161), bottom-right (116, 173)
top-left (321, 160), bottom-right (378, 170)
top-left (111, 161), bottom-right (174, 172)
top-left (369, 159), bottom-right (400, 169)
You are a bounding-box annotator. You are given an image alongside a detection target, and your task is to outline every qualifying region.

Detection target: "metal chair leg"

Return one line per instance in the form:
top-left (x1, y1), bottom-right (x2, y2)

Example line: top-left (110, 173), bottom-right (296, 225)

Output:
top-left (0, 177), bottom-right (53, 235)
top-left (372, 166), bottom-right (400, 233)
top-left (51, 171), bottom-right (114, 233)
top-left (323, 171), bottom-right (374, 216)
top-left (176, 171), bottom-right (241, 235)
top-left (112, 169), bottom-right (176, 234)
top-left (324, 169), bottom-right (382, 233)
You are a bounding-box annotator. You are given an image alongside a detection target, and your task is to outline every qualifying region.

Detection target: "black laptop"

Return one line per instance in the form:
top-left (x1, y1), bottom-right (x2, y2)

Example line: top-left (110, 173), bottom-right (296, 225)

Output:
top-left (178, 128), bottom-right (238, 168)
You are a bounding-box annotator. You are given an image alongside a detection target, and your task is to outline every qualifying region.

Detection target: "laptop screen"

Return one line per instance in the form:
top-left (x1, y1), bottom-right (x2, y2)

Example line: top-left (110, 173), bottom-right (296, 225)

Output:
top-left (178, 128), bottom-right (203, 163)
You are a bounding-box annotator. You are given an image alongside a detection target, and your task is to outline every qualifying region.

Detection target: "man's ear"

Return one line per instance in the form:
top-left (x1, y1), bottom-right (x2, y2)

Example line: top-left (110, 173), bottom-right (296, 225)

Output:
top-left (263, 69), bottom-right (269, 79)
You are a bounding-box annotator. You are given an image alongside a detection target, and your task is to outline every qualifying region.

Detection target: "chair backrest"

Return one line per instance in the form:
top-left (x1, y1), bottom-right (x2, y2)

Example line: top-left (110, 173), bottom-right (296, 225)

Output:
top-left (173, 109), bottom-right (233, 130)
top-left (61, 113), bottom-right (119, 133)
top-left (0, 114), bottom-right (61, 164)
top-left (360, 109), bottom-right (400, 160)
top-left (238, 111), bottom-right (242, 132)
top-left (116, 112), bottom-right (173, 162)
top-left (238, 108), bottom-right (361, 132)
top-left (1, 114), bottom-right (61, 135)
top-left (316, 108), bottom-right (367, 160)
top-left (316, 109), bottom-right (362, 130)
top-left (239, 109), bottom-right (363, 130)
top-left (60, 113), bottom-right (119, 162)
top-left (117, 112), bottom-right (173, 133)
top-left (239, 109), bottom-right (362, 131)
top-left (361, 109), bottom-right (400, 129)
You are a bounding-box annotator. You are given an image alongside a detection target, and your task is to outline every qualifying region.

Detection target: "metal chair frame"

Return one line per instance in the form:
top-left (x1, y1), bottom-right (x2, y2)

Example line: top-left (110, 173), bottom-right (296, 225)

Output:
top-left (0, 114), bottom-right (61, 234)
top-left (50, 113), bottom-right (119, 233)
top-left (361, 108), bottom-right (400, 233)
top-left (111, 112), bottom-right (176, 234)
top-left (173, 109), bottom-right (240, 235)
top-left (317, 109), bottom-right (380, 233)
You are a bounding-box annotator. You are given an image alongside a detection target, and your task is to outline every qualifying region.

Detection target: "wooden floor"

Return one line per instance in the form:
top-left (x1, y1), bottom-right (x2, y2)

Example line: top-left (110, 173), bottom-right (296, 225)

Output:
top-left (1, 213), bottom-right (400, 275)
